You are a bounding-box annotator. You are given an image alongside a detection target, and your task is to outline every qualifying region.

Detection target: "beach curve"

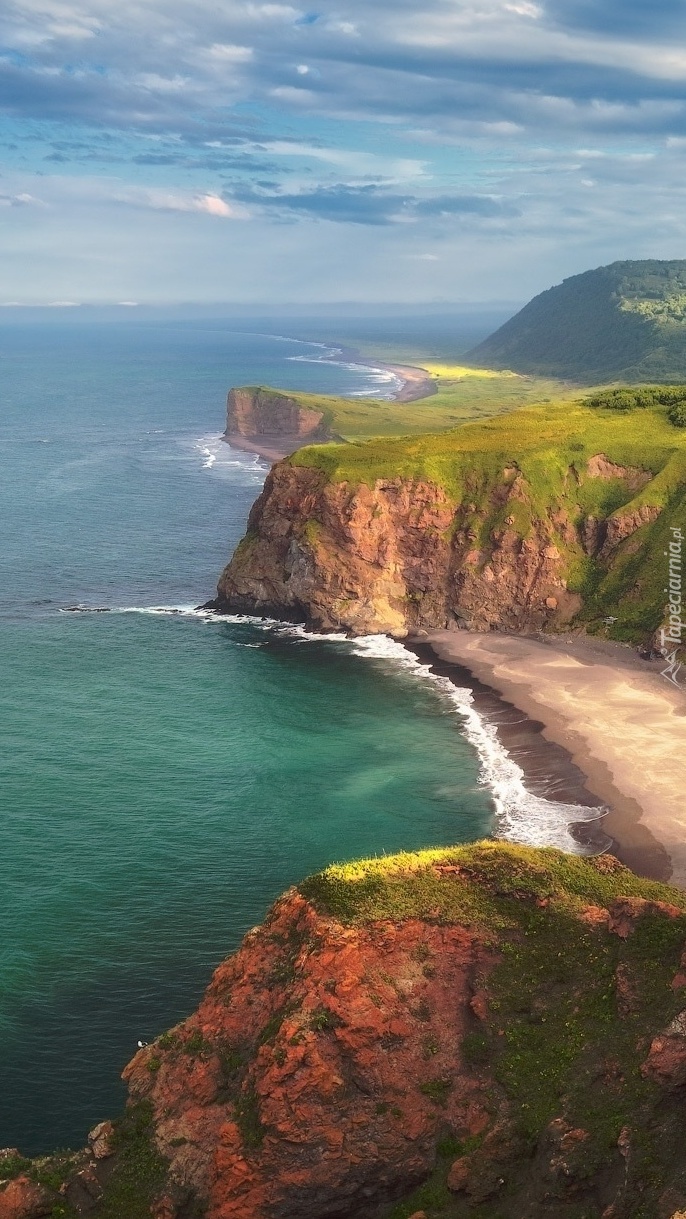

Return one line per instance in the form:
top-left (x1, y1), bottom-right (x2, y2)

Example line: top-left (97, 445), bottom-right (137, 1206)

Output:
top-left (419, 629), bottom-right (686, 885)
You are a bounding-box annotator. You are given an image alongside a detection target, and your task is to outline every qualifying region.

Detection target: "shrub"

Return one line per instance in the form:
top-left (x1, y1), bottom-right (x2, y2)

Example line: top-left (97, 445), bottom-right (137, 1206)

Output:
top-left (587, 385), bottom-right (686, 413)
top-left (668, 401), bottom-right (686, 427)
top-left (419, 1077), bottom-right (453, 1105)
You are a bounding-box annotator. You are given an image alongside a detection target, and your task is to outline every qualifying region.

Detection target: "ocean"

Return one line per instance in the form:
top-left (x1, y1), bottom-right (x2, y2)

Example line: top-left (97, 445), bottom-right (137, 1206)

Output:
top-left (0, 320), bottom-right (599, 1154)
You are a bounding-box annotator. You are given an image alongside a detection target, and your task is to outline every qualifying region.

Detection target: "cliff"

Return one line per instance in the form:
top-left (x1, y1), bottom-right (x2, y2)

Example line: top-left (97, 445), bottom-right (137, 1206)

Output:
top-left (215, 396), bottom-right (686, 644)
top-left (7, 842), bottom-right (686, 1219)
top-left (467, 259), bottom-right (686, 382)
top-left (224, 387), bottom-right (336, 460)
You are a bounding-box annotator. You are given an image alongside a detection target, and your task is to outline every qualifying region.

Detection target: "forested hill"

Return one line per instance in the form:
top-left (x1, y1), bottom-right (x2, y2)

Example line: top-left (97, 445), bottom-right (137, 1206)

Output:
top-left (467, 259), bottom-right (686, 382)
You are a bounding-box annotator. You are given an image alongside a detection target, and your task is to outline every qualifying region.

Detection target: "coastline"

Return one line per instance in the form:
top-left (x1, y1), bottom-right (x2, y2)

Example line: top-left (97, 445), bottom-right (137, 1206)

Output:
top-left (334, 345), bottom-right (437, 403)
top-left (415, 629), bottom-right (686, 885)
top-left (223, 431), bottom-right (293, 462)
top-left (224, 343), bottom-right (437, 463)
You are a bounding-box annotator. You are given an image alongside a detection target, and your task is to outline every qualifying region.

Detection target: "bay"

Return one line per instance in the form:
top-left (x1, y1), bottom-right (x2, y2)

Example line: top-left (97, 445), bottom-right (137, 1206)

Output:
top-left (0, 321), bottom-right (494, 1153)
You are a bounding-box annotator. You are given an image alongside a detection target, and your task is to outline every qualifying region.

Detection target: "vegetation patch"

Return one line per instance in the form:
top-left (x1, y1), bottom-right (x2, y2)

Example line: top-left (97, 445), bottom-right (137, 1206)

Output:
top-left (95, 1103), bottom-right (168, 1219)
top-left (0, 1152), bottom-right (32, 1181)
top-left (587, 384), bottom-right (686, 413)
top-left (234, 1086), bottom-right (265, 1149)
top-left (465, 259), bottom-right (686, 382)
top-left (298, 841), bottom-right (686, 927)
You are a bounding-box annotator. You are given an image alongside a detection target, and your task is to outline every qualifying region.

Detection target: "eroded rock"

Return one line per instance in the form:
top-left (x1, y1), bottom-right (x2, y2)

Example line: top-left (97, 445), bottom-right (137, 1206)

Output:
top-left (0, 1177), bottom-right (54, 1219)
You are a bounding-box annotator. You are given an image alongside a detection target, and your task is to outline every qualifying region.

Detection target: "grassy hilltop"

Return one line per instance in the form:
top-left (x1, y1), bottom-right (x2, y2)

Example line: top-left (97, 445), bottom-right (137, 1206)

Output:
top-left (287, 388), bottom-right (686, 642)
top-left (467, 259), bottom-right (686, 382)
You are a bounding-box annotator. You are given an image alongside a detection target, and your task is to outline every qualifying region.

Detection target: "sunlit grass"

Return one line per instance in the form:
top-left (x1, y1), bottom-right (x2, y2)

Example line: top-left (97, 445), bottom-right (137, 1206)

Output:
top-left (423, 362), bottom-right (518, 379)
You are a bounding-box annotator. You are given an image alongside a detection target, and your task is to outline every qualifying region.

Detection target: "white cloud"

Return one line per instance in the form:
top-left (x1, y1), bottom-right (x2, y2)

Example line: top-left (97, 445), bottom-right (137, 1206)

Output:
top-left (260, 140), bottom-right (428, 181)
top-left (0, 190), bottom-right (45, 206)
top-left (205, 42), bottom-right (253, 61)
top-left (135, 73), bottom-right (191, 93)
top-left (194, 192), bottom-right (235, 216)
top-left (504, 2), bottom-right (541, 17)
top-left (120, 187), bottom-right (245, 216)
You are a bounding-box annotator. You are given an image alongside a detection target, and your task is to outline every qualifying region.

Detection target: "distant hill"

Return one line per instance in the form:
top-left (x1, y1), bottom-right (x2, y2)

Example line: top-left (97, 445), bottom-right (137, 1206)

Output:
top-left (467, 259), bottom-right (686, 382)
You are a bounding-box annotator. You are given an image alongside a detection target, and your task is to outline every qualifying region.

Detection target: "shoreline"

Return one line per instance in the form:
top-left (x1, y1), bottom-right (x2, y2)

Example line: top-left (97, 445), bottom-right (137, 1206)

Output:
top-left (334, 345), bottom-right (437, 403)
top-left (415, 629), bottom-right (686, 886)
top-left (224, 342), bottom-right (436, 463)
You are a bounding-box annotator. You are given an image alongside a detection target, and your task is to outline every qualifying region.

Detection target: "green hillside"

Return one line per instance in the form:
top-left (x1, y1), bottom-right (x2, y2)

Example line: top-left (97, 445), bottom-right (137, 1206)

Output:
top-left (467, 259), bottom-right (686, 382)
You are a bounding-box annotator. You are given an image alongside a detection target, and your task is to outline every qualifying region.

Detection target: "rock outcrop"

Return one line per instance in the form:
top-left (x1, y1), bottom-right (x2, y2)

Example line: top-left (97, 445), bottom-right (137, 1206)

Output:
top-left (224, 387), bottom-right (335, 460)
top-left (124, 893), bottom-right (492, 1219)
top-left (6, 843), bottom-right (686, 1219)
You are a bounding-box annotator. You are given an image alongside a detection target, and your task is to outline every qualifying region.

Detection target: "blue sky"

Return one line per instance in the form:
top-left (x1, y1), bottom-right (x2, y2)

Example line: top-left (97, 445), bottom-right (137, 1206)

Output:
top-left (2, 0), bottom-right (686, 302)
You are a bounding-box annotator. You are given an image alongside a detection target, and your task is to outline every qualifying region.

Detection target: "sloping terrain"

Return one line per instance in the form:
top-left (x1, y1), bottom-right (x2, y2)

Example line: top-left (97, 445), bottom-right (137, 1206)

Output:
top-left (467, 260), bottom-right (686, 382)
top-left (7, 843), bottom-right (686, 1219)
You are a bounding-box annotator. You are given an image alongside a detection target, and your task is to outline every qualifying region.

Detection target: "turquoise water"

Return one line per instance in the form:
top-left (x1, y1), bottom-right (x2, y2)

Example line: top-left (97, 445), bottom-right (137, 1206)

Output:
top-left (0, 322), bottom-right (494, 1153)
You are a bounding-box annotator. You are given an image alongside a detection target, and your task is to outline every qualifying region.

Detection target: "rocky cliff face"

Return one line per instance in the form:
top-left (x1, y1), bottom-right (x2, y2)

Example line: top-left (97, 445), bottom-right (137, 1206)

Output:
top-left (224, 388), bottom-right (334, 459)
top-left (6, 843), bottom-right (686, 1219)
top-left (214, 454), bottom-right (657, 637)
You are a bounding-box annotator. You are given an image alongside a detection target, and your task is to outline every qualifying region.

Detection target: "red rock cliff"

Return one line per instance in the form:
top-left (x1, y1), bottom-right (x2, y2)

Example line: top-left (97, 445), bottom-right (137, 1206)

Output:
top-left (224, 388), bottom-right (334, 459)
top-left (215, 461), bottom-right (583, 635)
top-left (123, 890), bottom-right (492, 1219)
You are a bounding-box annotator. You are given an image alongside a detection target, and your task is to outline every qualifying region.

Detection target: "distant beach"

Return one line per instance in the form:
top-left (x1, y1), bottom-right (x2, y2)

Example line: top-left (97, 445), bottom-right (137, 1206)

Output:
top-left (418, 629), bottom-right (686, 885)
top-left (334, 347), bottom-right (436, 403)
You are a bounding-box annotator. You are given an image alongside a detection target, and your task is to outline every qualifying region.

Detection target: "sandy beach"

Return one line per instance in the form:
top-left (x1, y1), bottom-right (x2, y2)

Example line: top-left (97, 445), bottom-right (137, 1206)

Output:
top-left (418, 629), bottom-right (686, 885)
top-left (340, 352), bottom-right (436, 403)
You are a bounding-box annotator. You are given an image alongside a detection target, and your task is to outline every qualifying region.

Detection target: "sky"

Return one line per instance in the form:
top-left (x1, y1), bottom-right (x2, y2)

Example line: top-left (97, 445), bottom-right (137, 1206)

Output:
top-left (3, 0), bottom-right (686, 303)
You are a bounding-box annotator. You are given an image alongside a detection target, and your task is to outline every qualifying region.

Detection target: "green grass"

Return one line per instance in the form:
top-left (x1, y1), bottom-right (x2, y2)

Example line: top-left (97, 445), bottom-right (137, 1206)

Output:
top-left (290, 396), bottom-right (685, 492)
top-left (250, 367), bottom-right (575, 444)
top-left (285, 393), bottom-right (686, 643)
top-left (298, 841), bottom-right (686, 927)
top-left (92, 1104), bottom-right (168, 1219)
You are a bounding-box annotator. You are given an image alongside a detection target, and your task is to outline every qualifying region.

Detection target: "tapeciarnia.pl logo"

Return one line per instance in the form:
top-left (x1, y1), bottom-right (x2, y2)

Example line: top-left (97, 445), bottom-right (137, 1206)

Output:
top-left (659, 525), bottom-right (684, 686)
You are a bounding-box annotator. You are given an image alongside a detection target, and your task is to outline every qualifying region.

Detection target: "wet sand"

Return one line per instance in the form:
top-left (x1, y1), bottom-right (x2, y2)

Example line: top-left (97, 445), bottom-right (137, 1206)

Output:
top-left (416, 630), bottom-right (686, 885)
top-left (224, 431), bottom-right (295, 462)
top-left (336, 350), bottom-right (436, 403)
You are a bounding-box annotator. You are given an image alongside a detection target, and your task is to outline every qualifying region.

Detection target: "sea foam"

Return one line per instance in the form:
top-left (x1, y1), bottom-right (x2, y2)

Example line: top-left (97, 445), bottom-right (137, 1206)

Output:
top-left (278, 627), bottom-right (609, 854)
top-left (58, 606), bottom-right (609, 855)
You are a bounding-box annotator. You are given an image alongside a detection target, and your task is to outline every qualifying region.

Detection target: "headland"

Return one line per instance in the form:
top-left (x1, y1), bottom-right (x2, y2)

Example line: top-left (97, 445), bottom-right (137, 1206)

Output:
top-left (222, 353), bottom-right (437, 462)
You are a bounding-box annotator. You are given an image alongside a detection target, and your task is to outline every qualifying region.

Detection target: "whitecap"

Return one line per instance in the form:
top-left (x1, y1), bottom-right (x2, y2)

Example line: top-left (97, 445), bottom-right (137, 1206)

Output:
top-left (189, 435), bottom-right (267, 479)
top-left (285, 354), bottom-right (403, 399)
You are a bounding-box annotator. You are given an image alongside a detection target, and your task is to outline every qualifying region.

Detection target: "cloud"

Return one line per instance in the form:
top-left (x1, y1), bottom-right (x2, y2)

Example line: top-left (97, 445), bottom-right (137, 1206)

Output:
top-left (0, 189), bottom-right (44, 206)
top-left (2, 0), bottom-right (686, 147)
top-left (2, 0), bottom-right (686, 301)
top-left (112, 186), bottom-right (248, 217)
top-left (227, 182), bottom-right (517, 225)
